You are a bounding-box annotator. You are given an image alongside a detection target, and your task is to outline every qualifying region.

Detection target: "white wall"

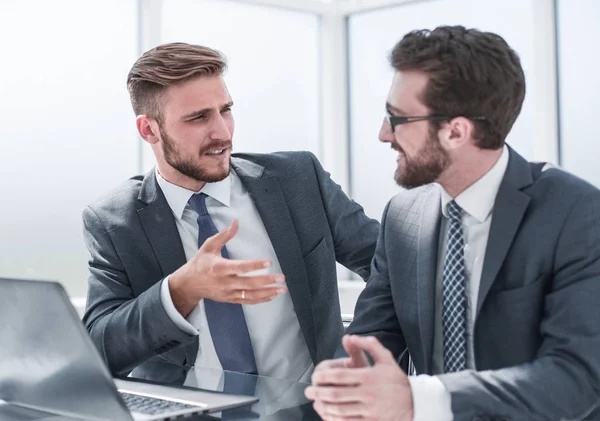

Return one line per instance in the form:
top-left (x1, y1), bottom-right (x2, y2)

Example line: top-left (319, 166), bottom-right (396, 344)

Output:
top-left (557, 0), bottom-right (600, 186)
top-left (0, 0), bottom-right (138, 297)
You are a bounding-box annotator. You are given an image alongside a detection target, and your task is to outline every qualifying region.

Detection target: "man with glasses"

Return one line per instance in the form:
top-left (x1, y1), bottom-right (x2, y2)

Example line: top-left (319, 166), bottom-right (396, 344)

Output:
top-left (306, 26), bottom-right (600, 420)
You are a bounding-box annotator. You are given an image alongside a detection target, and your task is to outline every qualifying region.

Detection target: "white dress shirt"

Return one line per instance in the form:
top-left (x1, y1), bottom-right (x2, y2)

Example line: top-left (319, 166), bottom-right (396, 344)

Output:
top-left (408, 146), bottom-right (509, 421)
top-left (156, 169), bottom-right (314, 383)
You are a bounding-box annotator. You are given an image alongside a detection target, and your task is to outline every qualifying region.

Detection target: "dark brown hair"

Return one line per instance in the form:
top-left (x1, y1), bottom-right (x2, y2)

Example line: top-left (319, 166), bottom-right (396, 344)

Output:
top-left (390, 25), bottom-right (525, 149)
top-left (127, 42), bottom-right (227, 121)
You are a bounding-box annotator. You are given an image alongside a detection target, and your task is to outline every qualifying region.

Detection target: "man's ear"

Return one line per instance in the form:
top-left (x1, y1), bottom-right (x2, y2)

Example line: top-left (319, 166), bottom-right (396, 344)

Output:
top-left (136, 115), bottom-right (160, 145)
top-left (441, 117), bottom-right (474, 150)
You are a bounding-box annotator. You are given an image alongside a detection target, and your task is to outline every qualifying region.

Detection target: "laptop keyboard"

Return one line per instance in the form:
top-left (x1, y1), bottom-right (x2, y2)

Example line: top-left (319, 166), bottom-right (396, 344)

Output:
top-left (120, 392), bottom-right (200, 415)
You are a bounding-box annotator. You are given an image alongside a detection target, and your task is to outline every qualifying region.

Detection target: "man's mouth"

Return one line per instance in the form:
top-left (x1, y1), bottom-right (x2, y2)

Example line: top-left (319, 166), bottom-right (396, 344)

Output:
top-left (204, 149), bottom-right (226, 156)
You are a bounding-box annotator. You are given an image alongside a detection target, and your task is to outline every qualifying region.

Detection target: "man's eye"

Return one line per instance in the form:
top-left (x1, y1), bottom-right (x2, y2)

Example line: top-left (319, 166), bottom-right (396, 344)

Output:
top-left (193, 115), bottom-right (206, 121)
top-left (221, 107), bottom-right (232, 114)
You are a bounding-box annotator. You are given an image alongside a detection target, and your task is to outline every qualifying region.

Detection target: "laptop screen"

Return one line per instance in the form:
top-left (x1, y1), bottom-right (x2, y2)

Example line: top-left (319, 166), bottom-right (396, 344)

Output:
top-left (0, 278), bottom-right (132, 421)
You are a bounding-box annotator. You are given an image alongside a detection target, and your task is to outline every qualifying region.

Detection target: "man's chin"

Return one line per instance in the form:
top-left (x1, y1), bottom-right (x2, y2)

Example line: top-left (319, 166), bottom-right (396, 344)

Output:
top-left (201, 169), bottom-right (230, 183)
top-left (170, 161), bottom-right (231, 184)
top-left (395, 170), bottom-right (430, 190)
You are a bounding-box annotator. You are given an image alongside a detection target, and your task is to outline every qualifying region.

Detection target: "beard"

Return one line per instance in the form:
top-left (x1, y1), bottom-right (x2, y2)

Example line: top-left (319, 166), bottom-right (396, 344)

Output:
top-left (394, 130), bottom-right (450, 189)
top-left (159, 124), bottom-right (231, 183)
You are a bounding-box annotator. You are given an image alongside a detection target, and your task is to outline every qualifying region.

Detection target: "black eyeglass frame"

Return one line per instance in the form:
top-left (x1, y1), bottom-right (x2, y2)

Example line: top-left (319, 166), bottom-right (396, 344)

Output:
top-left (387, 115), bottom-right (487, 132)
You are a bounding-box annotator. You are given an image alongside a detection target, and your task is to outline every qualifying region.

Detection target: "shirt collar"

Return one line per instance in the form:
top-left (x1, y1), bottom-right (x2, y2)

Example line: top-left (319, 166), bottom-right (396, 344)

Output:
top-left (440, 145), bottom-right (509, 223)
top-left (155, 168), bottom-right (232, 219)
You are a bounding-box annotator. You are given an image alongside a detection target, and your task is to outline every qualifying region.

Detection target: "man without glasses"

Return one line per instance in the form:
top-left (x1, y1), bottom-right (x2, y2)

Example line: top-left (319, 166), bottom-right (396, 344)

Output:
top-left (82, 42), bottom-right (380, 385)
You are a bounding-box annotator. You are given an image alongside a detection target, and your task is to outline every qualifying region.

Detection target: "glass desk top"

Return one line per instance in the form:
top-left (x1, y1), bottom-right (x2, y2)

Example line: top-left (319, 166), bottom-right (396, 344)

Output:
top-left (126, 363), bottom-right (321, 421)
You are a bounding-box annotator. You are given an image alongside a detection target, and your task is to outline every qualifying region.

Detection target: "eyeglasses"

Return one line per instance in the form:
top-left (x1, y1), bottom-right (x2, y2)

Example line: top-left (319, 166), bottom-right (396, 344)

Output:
top-left (387, 115), bottom-right (487, 132)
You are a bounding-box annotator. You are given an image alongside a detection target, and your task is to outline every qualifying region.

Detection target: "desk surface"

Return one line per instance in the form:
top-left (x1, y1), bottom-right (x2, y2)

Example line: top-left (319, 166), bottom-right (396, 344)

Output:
top-left (128, 364), bottom-right (321, 421)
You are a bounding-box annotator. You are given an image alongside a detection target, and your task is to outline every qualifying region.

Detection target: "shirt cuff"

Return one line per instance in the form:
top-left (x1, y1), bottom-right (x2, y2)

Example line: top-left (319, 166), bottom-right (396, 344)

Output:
top-left (160, 276), bottom-right (199, 336)
top-left (408, 375), bottom-right (453, 421)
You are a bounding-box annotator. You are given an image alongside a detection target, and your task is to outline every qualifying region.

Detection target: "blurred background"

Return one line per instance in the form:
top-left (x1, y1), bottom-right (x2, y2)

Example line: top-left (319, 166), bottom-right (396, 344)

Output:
top-left (0, 0), bottom-right (598, 312)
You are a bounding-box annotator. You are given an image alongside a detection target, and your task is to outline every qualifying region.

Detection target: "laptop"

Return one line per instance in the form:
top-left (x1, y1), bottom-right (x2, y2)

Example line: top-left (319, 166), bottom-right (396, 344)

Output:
top-left (0, 277), bottom-right (258, 421)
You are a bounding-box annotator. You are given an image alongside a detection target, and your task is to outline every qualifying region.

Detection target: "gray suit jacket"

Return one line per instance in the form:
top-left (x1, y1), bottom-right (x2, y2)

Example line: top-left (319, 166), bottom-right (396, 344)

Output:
top-left (82, 151), bottom-right (379, 381)
top-left (345, 147), bottom-right (600, 420)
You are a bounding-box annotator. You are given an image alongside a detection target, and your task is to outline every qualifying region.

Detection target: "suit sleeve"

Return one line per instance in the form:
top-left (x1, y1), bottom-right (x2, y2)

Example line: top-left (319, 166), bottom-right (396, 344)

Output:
top-left (336, 201), bottom-right (408, 360)
top-left (308, 152), bottom-right (380, 281)
top-left (82, 206), bottom-right (196, 376)
top-left (437, 190), bottom-right (600, 420)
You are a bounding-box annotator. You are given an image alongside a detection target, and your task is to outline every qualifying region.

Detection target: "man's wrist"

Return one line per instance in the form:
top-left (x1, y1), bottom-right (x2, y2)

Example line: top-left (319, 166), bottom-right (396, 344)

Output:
top-left (169, 270), bottom-right (198, 317)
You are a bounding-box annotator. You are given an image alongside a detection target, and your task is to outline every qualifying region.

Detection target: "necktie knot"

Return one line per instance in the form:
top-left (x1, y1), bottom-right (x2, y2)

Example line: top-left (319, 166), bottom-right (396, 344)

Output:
top-left (189, 193), bottom-right (209, 216)
top-left (446, 200), bottom-right (462, 223)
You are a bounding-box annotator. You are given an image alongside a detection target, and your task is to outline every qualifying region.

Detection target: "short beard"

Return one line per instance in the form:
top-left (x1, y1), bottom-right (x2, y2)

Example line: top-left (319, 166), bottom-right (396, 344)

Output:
top-left (159, 124), bottom-right (230, 183)
top-left (394, 128), bottom-right (450, 189)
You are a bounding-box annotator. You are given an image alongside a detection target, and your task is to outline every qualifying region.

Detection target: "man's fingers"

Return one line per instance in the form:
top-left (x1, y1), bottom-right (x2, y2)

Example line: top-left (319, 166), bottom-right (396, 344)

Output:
top-left (312, 399), bottom-right (366, 420)
top-left (213, 258), bottom-right (274, 276)
top-left (342, 335), bottom-right (370, 368)
top-left (311, 367), bottom-right (369, 387)
top-left (200, 219), bottom-right (239, 254)
top-left (313, 358), bottom-right (353, 374)
top-left (347, 336), bottom-right (396, 365)
top-left (305, 386), bottom-right (365, 404)
top-left (226, 286), bottom-right (285, 304)
top-left (230, 274), bottom-right (285, 289)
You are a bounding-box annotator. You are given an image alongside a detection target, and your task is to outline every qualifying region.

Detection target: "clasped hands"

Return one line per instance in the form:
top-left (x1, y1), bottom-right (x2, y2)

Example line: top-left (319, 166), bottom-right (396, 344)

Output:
top-left (305, 335), bottom-right (415, 421)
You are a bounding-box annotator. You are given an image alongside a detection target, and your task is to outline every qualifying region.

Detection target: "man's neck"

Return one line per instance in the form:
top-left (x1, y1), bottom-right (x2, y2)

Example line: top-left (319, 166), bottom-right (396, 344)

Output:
top-left (156, 163), bottom-right (206, 192)
top-left (439, 147), bottom-right (503, 198)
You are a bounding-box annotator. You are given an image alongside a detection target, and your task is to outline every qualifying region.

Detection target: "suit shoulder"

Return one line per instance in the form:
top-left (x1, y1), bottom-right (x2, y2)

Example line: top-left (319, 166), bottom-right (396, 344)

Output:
top-left (531, 164), bottom-right (600, 203)
top-left (85, 175), bottom-right (145, 216)
top-left (387, 184), bottom-right (440, 215)
top-left (232, 150), bottom-right (316, 172)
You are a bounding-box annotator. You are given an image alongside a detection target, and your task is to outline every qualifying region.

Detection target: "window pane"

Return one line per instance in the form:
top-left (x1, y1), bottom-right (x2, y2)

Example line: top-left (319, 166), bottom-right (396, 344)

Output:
top-left (557, 0), bottom-right (600, 186)
top-left (348, 0), bottom-right (537, 220)
top-left (0, 0), bottom-right (138, 296)
top-left (142, 0), bottom-right (321, 171)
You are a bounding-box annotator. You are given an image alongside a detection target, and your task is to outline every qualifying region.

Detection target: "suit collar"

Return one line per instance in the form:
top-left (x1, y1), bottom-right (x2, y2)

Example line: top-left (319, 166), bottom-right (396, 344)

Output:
top-left (231, 156), bottom-right (266, 179)
top-left (138, 169), bottom-right (160, 205)
top-left (500, 145), bottom-right (534, 190)
top-left (155, 168), bottom-right (233, 219)
top-left (138, 157), bottom-right (267, 207)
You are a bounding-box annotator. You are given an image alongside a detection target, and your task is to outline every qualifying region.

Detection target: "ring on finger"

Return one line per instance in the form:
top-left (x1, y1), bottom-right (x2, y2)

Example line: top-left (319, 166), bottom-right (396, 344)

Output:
top-left (241, 290), bottom-right (246, 300)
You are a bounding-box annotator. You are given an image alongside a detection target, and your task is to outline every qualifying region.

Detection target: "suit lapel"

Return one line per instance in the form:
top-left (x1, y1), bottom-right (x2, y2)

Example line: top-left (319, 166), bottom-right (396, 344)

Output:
top-left (136, 170), bottom-right (197, 365)
top-left (476, 148), bottom-right (533, 319)
top-left (416, 186), bottom-right (442, 374)
top-left (232, 158), bottom-right (318, 363)
top-left (137, 170), bottom-right (188, 279)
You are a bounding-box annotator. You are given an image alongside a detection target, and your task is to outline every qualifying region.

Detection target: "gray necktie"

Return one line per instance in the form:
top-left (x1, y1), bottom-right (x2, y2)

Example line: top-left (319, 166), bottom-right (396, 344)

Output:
top-left (188, 193), bottom-right (258, 374)
top-left (442, 200), bottom-right (468, 373)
